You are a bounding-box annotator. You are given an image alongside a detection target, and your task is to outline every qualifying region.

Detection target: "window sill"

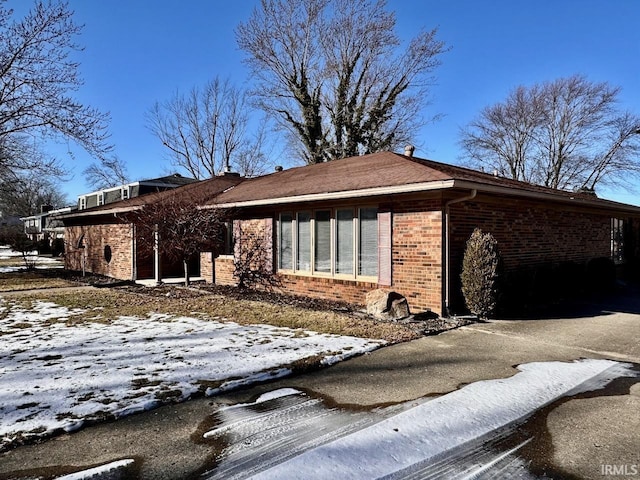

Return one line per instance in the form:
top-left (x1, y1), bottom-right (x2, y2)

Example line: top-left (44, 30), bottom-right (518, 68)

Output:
top-left (278, 270), bottom-right (378, 284)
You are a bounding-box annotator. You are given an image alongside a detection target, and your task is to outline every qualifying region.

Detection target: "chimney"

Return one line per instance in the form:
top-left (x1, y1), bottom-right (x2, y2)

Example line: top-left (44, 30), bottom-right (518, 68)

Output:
top-left (404, 145), bottom-right (415, 157)
top-left (40, 205), bottom-right (53, 213)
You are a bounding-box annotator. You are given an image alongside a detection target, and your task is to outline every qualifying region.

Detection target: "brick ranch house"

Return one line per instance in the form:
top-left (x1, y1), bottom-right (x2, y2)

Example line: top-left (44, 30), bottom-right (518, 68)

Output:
top-left (59, 175), bottom-right (243, 282)
top-left (60, 151), bottom-right (640, 316)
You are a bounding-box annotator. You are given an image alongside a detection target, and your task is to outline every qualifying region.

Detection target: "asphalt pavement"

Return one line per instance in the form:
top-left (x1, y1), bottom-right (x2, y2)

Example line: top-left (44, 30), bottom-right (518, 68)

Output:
top-left (0, 284), bottom-right (638, 480)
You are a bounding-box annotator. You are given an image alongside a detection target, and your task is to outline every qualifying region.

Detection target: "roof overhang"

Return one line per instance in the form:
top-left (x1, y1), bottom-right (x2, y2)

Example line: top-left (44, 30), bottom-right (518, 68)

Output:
top-left (58, 205), bottom-right (144, 220)
top-left (204, 180), bottom-right (457, 209)
top-left (453, 180), bottom-right (640, 214)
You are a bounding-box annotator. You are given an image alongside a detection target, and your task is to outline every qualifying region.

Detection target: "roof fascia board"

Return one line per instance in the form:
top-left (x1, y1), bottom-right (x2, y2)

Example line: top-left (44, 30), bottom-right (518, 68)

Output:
top-left (206, 180), bottom-right (457, 209)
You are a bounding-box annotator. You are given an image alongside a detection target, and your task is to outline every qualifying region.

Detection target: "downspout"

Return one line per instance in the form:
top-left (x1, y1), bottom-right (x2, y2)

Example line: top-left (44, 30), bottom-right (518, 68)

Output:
top-left (444, 189), bottom-right (477, 316)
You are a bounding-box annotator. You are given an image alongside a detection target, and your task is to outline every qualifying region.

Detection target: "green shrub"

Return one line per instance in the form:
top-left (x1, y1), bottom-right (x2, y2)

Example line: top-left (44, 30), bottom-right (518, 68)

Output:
top-left (461, 228), bottom-right (501, 319)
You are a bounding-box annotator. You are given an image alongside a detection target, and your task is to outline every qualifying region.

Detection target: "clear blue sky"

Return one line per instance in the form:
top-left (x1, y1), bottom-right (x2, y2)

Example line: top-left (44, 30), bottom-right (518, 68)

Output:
top-left (9, 0), bottom-right (640, 206)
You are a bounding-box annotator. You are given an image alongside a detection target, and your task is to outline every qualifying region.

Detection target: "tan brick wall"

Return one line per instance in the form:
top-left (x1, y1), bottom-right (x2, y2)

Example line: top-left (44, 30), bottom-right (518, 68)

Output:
top-left (214, 256), bottom-right (236, 286)
top-left (200, 252), bottom-right (214, 283)
top-left (65, 223), bottom-right (134, 280)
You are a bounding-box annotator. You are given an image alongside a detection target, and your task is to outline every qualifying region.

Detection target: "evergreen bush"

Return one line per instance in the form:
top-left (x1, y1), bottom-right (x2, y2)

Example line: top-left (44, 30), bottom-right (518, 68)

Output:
top-left (461, 228), bottom-right (501, 319)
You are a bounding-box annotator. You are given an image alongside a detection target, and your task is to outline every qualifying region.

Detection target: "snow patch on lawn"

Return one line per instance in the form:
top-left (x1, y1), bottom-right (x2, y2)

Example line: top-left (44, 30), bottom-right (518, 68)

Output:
top-left (0, 300), bottom-right (385, 450)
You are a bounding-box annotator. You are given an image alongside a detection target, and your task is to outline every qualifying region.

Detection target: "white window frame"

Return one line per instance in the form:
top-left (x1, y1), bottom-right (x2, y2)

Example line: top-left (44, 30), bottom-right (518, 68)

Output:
top-left (277, 207), bottom-right (378, 282)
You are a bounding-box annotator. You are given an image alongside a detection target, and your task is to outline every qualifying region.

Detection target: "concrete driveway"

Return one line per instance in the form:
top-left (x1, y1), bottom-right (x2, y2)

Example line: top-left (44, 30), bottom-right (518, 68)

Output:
top-left (0, 285), bottom-right (638, 479)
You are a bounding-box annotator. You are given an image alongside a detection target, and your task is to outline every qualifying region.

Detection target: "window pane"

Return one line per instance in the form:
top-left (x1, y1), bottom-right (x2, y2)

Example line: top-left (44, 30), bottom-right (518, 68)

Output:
top-left (612, 218), bottom-right (624, 264)
top-left (279, 213), bottom-right (293, 270)
top-left (314, 210), bottom-right (331, 272)
top-left (336, 209), bottom-right (354, 274)
top-left (358, 208), bottom-right (378, 276)
top-left (297, 212), bottom-right (311, 271)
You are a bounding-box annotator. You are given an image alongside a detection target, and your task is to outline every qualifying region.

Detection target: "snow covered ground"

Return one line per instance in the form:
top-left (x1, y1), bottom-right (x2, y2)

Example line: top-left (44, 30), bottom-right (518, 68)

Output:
top-left (0, 246), bottom-right (62, 272)
top-left (0, 299), bottom-right (385, 450)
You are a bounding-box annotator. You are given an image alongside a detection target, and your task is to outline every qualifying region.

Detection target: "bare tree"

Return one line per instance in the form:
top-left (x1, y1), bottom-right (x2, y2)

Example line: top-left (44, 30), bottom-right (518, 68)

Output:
top-left (147, 77), bottom-right (270, 179)
top-left (0, 1), bottom-right (111, 176)
top-left (460, 75), bottom-right (640, 192)
top-left (0, 170), bottom-right (68, 217)
top-left (237, 0), bottom-right (447, 164)
top-left (83, 156), bottom-right (129, 190)
top-left (134, 188), bottom-right (229, 286)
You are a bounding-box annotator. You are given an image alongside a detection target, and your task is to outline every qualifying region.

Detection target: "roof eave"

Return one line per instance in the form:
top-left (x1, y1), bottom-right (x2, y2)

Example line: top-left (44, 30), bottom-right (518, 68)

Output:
top-left (453, 180), bottom-right (640, 213)
top-left (58, 205), bottom-right (144, 219)
top-left (205, 180), bottom-right (457, 209)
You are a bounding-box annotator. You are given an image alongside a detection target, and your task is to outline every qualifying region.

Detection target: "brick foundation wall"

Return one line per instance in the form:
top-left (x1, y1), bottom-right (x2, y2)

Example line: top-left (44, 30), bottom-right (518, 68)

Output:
top-left (65, 223), bottom-right (134, 280)
top-left (275, 275), bottom-right (377, 306)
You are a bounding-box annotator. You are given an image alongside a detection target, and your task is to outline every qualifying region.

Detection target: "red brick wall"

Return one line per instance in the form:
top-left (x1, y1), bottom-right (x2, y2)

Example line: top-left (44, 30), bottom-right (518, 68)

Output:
top-left (449, 197), bottom-right (611, 271)
top-left (65, 223), bottom-right (134, 280)
top-left (389, 199), bottom-right (444, 314)
top-left (216, 204), bottom-right (445, 314)
top-left (203, 194), bottom-right (634, 317)
top-left (276, 275), bottom-right (378, 306)
top-left (447, 195), bottom-right (614, 312)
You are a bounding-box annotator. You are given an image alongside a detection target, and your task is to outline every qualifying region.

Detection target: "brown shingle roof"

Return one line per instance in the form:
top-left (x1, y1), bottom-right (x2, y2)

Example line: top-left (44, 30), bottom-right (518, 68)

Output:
top-left (210, 151), bottom-right (631, 209)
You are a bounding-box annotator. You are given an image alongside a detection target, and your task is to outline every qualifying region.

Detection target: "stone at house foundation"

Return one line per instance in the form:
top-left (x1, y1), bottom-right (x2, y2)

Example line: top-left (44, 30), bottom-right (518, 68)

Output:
top-left (366, 289), bottom-right (410, 321)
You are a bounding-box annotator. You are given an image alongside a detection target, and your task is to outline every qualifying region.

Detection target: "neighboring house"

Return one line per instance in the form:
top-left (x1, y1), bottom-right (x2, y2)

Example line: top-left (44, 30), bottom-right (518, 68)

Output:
top-left (77, 174), bottom-right (196, 210)
top-left (60, 150), bottom-right (640, 316)
top-left (21, 206), bottom-right (75, 243)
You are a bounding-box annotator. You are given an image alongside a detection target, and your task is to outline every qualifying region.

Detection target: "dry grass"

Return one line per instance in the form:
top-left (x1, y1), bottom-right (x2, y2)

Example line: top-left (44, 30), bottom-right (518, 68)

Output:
top-left (1, 275), bottom-right (420, 343)
top-left (0, 272), bottom-right (77, 292)
top-left (0, 257), bottom-right (24, 268)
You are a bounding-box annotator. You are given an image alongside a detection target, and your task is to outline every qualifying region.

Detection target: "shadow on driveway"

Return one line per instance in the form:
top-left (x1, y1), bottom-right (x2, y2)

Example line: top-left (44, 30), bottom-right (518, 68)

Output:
top-left (504, 281), bottom-right (640, 320)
